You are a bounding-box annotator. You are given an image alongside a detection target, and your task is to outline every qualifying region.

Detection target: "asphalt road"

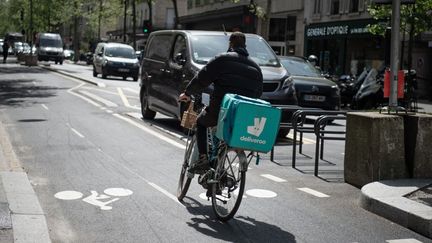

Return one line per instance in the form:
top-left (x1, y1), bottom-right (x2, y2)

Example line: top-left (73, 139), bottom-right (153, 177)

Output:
top-left (0, 61), bottom-right (430, 242)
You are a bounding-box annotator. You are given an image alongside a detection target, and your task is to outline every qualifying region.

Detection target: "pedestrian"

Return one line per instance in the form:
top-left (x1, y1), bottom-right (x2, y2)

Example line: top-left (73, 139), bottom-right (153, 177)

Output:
top-left (178, 32), bottom-right (263, 173)
top-left (3, 41), bottom-right (10, 63)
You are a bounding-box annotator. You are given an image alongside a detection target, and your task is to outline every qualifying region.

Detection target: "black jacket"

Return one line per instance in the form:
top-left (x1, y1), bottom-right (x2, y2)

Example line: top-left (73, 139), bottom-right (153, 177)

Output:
top-left (184, 47), bottom-right (263, 104)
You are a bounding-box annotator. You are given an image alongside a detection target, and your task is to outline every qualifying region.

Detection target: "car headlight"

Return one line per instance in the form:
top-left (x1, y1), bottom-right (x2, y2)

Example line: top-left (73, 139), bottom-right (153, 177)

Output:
top-left (331, 85), bottom-right (340, 96)
top-left (282, 77), bottom-right (294, 89)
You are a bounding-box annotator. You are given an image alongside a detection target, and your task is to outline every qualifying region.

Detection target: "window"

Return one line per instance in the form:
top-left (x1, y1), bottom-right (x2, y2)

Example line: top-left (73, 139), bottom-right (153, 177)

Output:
top-left (146, 35), bottom-right (172, 61)
top-left (172, 35), bottom-right (187, 62)
top-left (313, 0), bottom-right (321, 14)
top-left (268, 16), bottom-right (296, 42)
top-left (349, 0), bottom-right (359, 13)
top-left (187, 0), bottom-right (193, 9)
top-left (195, 0), bottom-right (201, 6)
top-left (330, 0), bottom-right (340, 15)
top-left (166, 8), bottom-right (175, 29)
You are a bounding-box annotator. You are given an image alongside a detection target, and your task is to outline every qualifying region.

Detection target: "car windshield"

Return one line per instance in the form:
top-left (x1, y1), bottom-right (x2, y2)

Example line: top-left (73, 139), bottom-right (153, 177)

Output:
top-left (279, 58), bottom-right (322, 77)
top-left (40, 38), bottom-right (62, 48)
top-left (190, 35), bottom-right (280, 67)
top-left (105, 46), bottom-right (135, 59)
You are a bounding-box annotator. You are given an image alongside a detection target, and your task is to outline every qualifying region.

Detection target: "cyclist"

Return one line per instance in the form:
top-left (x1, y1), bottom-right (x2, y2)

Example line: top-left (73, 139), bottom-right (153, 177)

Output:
top-left (178, 31), bottom-right (263, 174)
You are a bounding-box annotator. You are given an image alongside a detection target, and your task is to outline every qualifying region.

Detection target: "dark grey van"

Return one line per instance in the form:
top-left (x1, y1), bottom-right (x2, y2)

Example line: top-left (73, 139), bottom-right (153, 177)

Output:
top-left (140, 30), bottom-right (297, 136)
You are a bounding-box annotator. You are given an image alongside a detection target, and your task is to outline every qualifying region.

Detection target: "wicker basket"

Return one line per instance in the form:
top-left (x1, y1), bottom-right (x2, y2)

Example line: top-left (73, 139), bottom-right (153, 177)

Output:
top-left (180, 101), bottom-right (198, 129)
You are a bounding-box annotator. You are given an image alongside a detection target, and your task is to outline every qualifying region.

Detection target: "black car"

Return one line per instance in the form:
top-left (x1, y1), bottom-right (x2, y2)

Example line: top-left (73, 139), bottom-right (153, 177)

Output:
top-left (279, 56), bottom-right (341, 111)
top-left (140, 30), bottom-right (297, 136)
top-left (93, 43), bottom-right (140, 81)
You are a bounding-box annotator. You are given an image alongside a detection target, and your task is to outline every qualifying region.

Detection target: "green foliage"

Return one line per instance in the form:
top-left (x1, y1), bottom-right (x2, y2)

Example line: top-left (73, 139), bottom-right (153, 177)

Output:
top-left (367, 0), bottom-right (432, 36)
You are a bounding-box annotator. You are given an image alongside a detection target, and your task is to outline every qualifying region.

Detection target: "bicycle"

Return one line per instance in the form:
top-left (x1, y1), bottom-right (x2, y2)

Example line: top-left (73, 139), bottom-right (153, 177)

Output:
top-left (177, 101), bottom-right (257, 221)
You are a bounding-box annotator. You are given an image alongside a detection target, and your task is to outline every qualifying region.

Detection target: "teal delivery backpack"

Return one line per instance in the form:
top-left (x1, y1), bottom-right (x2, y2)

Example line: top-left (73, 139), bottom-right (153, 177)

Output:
top-left (216, 94), bottom-right (281, 153)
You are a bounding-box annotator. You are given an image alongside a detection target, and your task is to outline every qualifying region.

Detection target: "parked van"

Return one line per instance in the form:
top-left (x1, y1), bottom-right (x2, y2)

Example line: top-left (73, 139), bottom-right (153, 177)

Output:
top-left (36, 33), bottom-right (64, 64)
top-left (140, 30), bottom-right (298, 137)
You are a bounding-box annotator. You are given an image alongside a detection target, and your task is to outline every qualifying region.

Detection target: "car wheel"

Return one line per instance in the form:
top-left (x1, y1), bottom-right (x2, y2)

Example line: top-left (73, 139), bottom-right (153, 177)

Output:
top-left (102, 69), bottom-right (107, 79)
top-left (141, 87), bottom-right (156, 119)
top-left (133, 76), bottom-right (138, 82)
top-left (59, 60), bottom-right (63, 65)
top-left (122, 76), bottom-right (127, 81)
top-left (93, 66), bottom-right (97, 77)
top-left (55, 61), bottom-right (58, 64)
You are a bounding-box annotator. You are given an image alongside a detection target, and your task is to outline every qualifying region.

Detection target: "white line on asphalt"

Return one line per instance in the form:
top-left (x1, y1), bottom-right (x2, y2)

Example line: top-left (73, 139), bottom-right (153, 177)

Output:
top-left (32, 81), bottom-right (37, 85)
top-left (70, 128), bottom-right (85, 138)
top-left (97, 82), bottom-right (106, 88)
top-left (286, 133), bottom-right (315, 144)
top-left (113, 113), bottom-right (185, 149)
top-left (297, 187), bottom-right (330, 198)
top-left (106, 110), bottom-right (113, 113)
top-left (386, 239), bottom-right (423, 243)
top-left (261, 174), bottom-right (286, 182)
top-left (82, 86), bottom-right (137, 99)
top-left (123, 87), bottom-right (139, 94)
top-left (67, 83), bottom-right (102, 108)
top-left (41, 104), bottom-right (49, 110)
top-left (148, 182), bottom-right (182, 206)
top-left (79, 90), bottom-right (118, 107)
top-left (117, 87), bottom-right (131, 107)
top-left (126, 112), bottom-right (187, 141)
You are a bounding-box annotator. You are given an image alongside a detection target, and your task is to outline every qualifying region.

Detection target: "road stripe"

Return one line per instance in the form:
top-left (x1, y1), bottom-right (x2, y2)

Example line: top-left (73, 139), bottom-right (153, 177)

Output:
top-left (261, 174), bottom-right (286, 182)
top-left (70, 128), bottom-right (85, 138)
top-left (123, 87), bottom-right (139, 94)
top-left (113, 113), bottom-right (185, 149)
top-left (106, 110), bottom-right (113, 113)
top-left (117, 87), bottom-right (131, 107)
top-left (148, 182), bottom-right (182, 206)
top-left (79, 90), bottom-right (118, 107)
top-left (67, 84), bottom-right (102, 108)
top-left (287, 133), bottom-right (315, 144)
top-left (41, 104), bottom-right (49, 110)
top-left (386, 239), bottom-right (423, 243)
top-left (297, 187), bottom-right (330, 198)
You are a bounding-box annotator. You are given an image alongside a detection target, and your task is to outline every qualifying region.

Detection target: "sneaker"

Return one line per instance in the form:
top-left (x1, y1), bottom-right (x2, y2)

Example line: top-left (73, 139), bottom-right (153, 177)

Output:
top-left (188, 154), bottom-right (210, 174)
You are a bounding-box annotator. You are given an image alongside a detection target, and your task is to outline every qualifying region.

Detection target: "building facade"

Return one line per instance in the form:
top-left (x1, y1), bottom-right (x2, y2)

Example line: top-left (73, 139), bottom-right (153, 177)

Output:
top-left (303, 0), bottom-right (385, 77)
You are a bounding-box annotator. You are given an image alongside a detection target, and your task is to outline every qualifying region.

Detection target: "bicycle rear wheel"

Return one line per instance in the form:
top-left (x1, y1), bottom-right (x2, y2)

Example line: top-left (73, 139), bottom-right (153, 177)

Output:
top-left (177, 135), bottom-right (196, 201)
top-left (211, 150), bottom-right (246, 221)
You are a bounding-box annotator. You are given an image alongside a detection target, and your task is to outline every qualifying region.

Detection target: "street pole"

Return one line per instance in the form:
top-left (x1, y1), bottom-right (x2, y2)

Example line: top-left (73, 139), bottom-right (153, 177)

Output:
top-left (30, 0), bottom-right (33, 54)
top-left (389, 0), bottom-right (401, 109)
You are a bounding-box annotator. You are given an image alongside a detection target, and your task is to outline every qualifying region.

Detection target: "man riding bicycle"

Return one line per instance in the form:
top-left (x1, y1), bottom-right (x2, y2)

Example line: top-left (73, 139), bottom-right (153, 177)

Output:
top-left (178, 32), bottom-right (263, 174)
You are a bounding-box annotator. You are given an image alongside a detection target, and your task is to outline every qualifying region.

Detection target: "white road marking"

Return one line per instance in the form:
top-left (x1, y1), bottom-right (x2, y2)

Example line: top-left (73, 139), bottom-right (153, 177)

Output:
top-left (113, 113), bottom-right (185, 149)
top-left (147, 182), bottom-right (181, 205)
top-left (261, 174), bottom-right (286, 182)
top-left (54, 191), bottom-right (83, 200)
top-left (79, 90), bottom-right (118, 107)
top-left (32, 81), bottom-right (37, 85)
top-left (67, 83), bottom-right (102, 107)
top-left (82, 86), bottom-right (137, 99)
top-left (117, 87), bottom-right (131, 107)
top-left (286, 132), bottom-right (315, 144)
top-left (97, 82), bottom-right (106, 88)
top-left (104, 188), bottom-right (133, 197)
top-left (123, 87), bottom-right (139, 94)
top-left (41, 104), bottom-right (49, 110)
top-left (386, 239), bottom-right (423, 243)
top-left (246, 189), bottom-right (277, 198)
top-left (70, 128), bottom-right (85, 138)
top-left (297, 187), bottom-right (330, 198)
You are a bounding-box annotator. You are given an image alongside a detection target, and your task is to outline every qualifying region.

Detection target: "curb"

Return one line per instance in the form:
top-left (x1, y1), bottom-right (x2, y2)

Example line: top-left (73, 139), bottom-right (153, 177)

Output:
top-left (40, 65), bottom-right (100, 86)
top-left (360, 179), bottom-right (432, 238)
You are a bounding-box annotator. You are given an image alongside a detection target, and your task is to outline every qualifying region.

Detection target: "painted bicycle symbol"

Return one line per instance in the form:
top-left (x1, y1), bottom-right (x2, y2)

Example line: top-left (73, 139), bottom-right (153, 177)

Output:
top-left (54, 188), bottom-right (133, 210)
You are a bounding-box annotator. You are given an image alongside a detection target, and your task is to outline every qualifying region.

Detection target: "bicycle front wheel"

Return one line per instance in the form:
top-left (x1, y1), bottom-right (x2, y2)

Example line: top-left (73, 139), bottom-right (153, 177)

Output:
top-left (211, 150), bottom-right (246, 221)
top-left (177, 135), bottom-right (196, 201)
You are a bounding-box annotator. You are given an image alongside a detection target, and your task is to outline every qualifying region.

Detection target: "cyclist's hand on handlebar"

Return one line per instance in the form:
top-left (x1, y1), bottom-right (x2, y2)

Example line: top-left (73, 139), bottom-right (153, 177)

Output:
top-left (178, 93), bottom-right (191, 102)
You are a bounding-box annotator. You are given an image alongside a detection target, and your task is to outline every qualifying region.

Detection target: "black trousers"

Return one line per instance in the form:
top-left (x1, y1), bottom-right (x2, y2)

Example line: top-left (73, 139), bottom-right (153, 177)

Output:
top-left (196, 101), bottom-right (220, 155)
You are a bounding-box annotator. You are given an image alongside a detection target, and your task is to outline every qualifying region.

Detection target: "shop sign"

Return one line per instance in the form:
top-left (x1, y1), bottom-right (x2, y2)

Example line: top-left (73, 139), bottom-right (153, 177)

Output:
top-left (306, 21), bottom-right (374, 38)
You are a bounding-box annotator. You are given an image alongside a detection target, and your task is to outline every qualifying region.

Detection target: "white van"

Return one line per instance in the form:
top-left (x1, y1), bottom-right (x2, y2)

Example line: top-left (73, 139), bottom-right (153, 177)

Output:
top-left (36, 33), bottom-right (64, 64)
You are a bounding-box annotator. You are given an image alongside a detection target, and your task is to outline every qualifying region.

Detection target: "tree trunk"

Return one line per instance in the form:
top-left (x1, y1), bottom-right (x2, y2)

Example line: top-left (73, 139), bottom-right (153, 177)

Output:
top-left (98, 0), bottom-right (102, 40)
top-left (73, 1), bottom-right (80, 63)
top-left (147, 0), bottom-right (153, 26)
top-left (123, 0), bottom-right (128, 43)
top-left (172, 0), bottom-right (179, 29)
top-left (132, 0), bottom-right (136, 49)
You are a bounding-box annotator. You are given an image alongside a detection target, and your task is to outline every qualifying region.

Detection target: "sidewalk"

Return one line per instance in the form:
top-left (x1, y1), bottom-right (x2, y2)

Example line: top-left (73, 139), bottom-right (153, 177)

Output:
top-left (361, 180), bottom-right (432, 239)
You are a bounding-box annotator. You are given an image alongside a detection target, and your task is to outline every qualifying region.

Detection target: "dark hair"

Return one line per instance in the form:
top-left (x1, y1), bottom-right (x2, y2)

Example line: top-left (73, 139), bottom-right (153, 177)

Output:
top-left (229, 32), bottom-right (246, 48)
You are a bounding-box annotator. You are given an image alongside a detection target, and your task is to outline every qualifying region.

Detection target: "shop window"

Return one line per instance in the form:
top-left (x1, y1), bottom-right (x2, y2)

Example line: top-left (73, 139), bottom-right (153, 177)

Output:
top-left (268, 16), bottom-right (296, 42)
top-left (195, 0), bottom-right (201, 6)
top-left (349, 0), bottom-right (359, 13)
top-left (313, 0), bottom-right (321, 14)
top-left (187, 0), bottom-right (193, 9)
top-left (330, 0), bottom-right (340, 15)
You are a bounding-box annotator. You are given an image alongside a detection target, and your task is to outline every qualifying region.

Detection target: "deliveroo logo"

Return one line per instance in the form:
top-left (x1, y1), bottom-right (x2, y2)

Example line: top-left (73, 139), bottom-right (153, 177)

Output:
top-left (247, 117), bottom-right (267, 137)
